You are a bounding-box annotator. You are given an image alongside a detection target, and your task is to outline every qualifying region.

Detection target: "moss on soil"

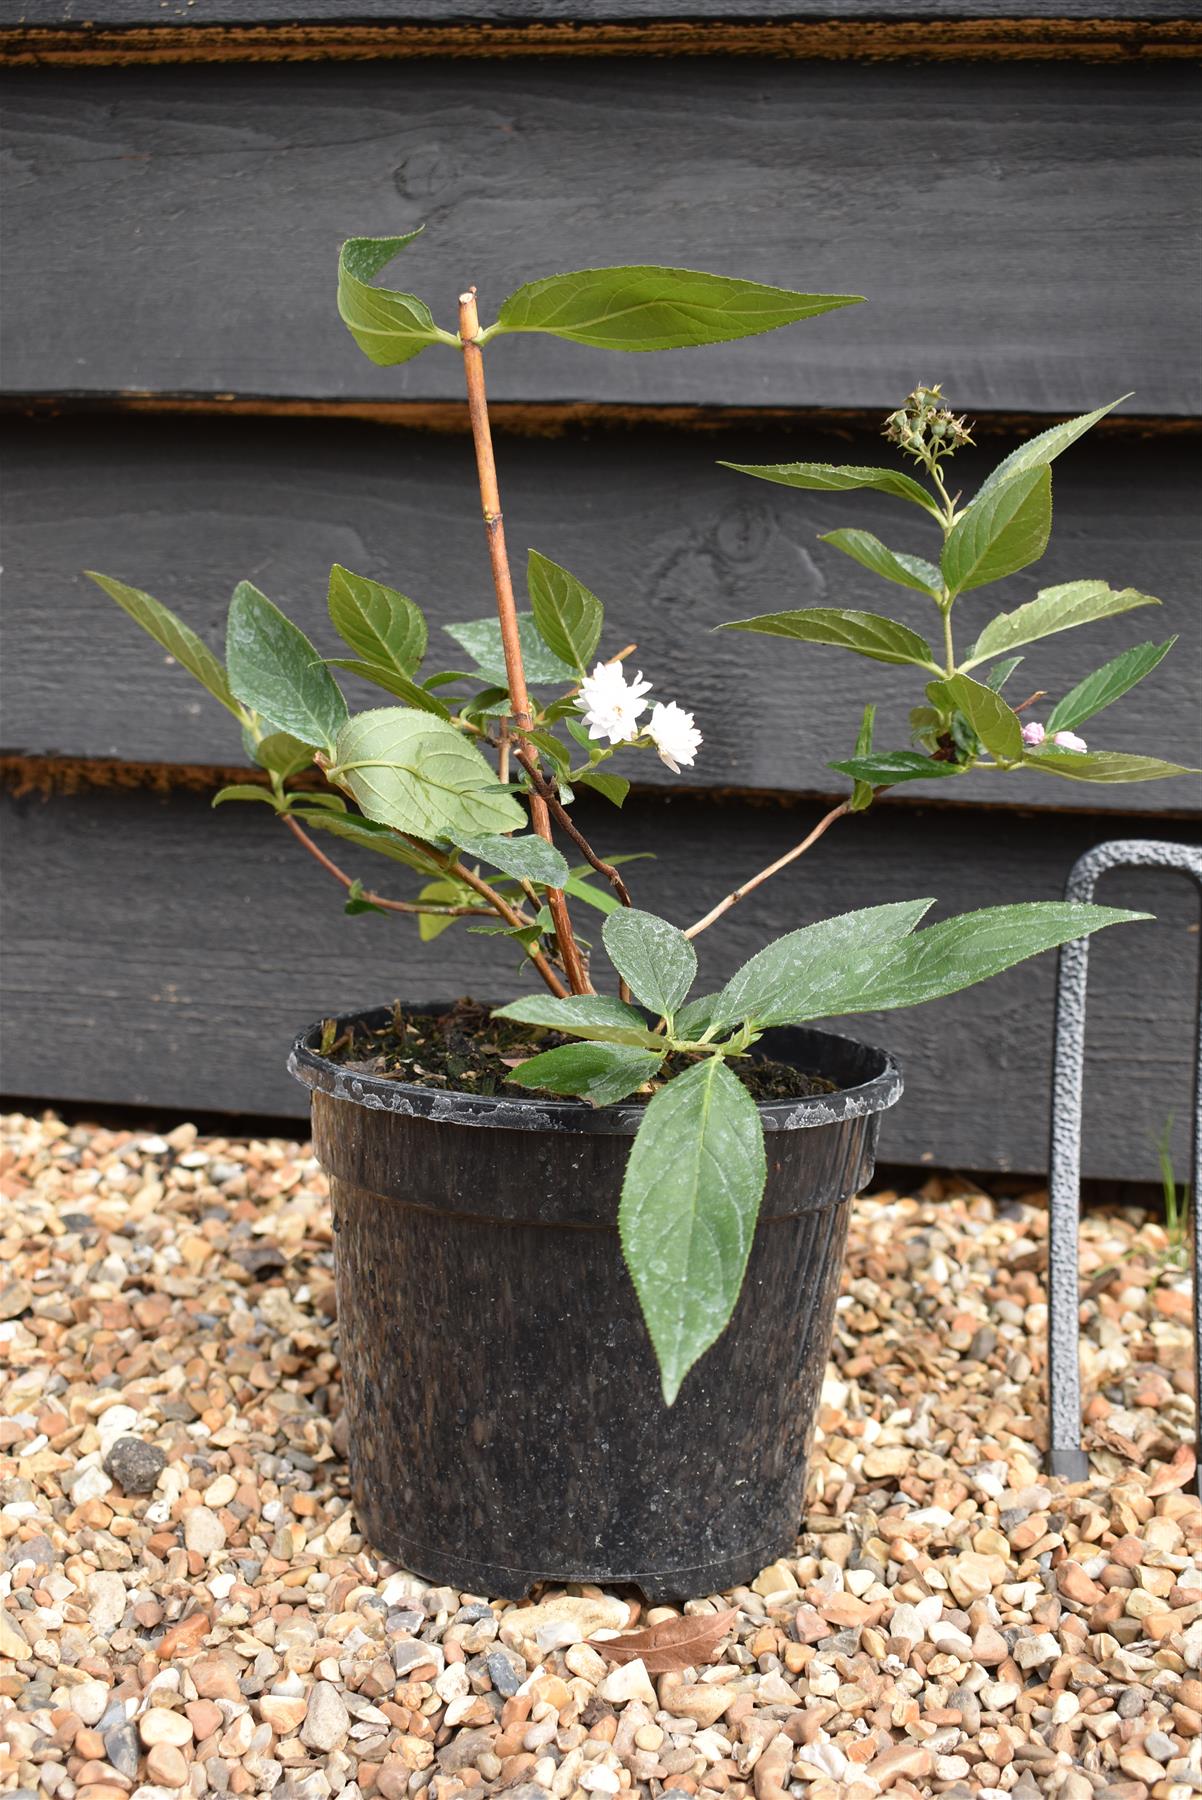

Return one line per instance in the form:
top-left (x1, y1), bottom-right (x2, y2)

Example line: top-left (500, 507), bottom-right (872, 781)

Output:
top-left (322, 998), bottom-right (834, 1105)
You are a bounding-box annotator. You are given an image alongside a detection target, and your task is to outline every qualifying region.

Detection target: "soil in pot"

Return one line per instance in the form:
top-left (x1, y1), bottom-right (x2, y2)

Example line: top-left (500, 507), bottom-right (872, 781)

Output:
top-left (320, 996), bottom-right (837, 1103)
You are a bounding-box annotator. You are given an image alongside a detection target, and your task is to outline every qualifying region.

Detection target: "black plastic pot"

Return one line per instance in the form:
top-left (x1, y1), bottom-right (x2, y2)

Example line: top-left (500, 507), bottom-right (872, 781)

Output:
top-left (289, 1005), bottom-right (902, 1602)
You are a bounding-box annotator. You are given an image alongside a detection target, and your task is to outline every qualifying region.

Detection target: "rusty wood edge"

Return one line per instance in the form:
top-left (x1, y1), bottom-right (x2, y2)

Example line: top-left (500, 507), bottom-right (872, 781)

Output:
top-left (1, 17), bottom-right (1200, 66)
top-left (5, 752), bottom-right (1201, 824)
top-left (5, 392), bottom-right (1200, 442)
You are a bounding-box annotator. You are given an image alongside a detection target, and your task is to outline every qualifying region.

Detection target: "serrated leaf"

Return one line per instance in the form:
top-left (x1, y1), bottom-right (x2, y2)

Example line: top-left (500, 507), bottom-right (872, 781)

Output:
top-left (1023, 749), bottom-right (1197, 783)
top-left (574, 768), bottom-right (630, 807)
top-left (291, 807), bottom-right (447, 875)
top-left (620, 1058), bottom-right (767, 1404)
top-left (326, 659), bottom-right (453, 717)
top-left (491, 993), bottom-right (663, 1049)
top-left (491, 264), bottom-right (862, 352)
top-left (330, 707), bottom-right (524, 841)
top-left (941, 466), bottom-right (1051, 597)
top-left (526, 550), bottom-right (604, 673)
top-left (85, 571), bottom-right (240, 716)
top-left (506, 1041), bottom-right (664, 1107)
top-left (849, 702), bottom-right (877, 813)
top-left (588, 1608), bottom-right (738, 1673)
top-left (819, 529), bottom-right (943, 596)
top-left (603, 909), bottom-right (697, 1017)
top-left (719, 607), bottom-right (938, 669)
top-left (719, 460), bottom-right (939, 514)
top-left (963, 581), bottom-right (1161, 667)
top-left (226, 582), bottom-right (348, 751)
top-left (336, 231), bottom-right (455, 368)
top-left (673, 993), bottom-right (721, 1039)
top-left (444, 613), bottom-right (577, 688)
top-left (828, 751), bottom-right (965, 787)
top-left (1046, 638), bottom-right (1177, 733)
top-left (823, 902), bottom-right (1148, 1018)
top-left (972, 396), bottom-right (1130, 507)
top-left (927, 673), bottom-right (1023, 762)
top-left (251, 731), bottom-right (315, 779)
top-left (710, 899), bottom-right (934, 1032)
top-left (212, 783), bottom-right (281, 810)
top-left (328, 563), bottom-right (427, 675)
top-left (983, 656), bottom-right (1024, 692)
top-left (457, 831), bottom-right (569, 888)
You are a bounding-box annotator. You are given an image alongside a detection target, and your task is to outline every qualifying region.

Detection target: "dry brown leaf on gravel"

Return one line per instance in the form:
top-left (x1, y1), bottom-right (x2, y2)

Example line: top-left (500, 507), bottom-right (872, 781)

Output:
top-left (588, 1606), bottom-right (738, 1673)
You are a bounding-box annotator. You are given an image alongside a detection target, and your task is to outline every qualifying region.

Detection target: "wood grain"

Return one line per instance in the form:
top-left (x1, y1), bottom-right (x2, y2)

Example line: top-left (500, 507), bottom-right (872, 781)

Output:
top-left (5, 1), bottom-right (1197, 24)
top-left (4, 415), bottom-right (1197, 814)
top-left (2, 60), bottom-right (1197, 413)
top-left (3, 782), bottom-right (1197, 1178)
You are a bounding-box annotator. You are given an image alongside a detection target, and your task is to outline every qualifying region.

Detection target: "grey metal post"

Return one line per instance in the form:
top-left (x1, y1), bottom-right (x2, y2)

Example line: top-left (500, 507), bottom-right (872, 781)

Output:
top-left (1047, 838), bottom-right (1202, 1490)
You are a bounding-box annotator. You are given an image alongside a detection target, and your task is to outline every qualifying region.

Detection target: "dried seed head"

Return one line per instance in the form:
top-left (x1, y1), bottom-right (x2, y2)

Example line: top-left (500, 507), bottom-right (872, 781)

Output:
top-left (883, 384), bottom-right (974, 463)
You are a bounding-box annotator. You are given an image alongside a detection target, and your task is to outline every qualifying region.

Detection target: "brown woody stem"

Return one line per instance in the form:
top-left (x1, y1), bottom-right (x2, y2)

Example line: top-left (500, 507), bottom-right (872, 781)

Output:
top-left (458, 286), bottom-right (590, 996)
top-left (683, 800), bottom-right (851, 940)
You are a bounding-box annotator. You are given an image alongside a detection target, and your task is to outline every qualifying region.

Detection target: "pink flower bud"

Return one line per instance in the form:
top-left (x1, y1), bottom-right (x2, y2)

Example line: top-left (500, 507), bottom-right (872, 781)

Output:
top-left (1021, 721), bottom-right (1046, 747)
top-left (1052, 729), bottom-right (1088, 753)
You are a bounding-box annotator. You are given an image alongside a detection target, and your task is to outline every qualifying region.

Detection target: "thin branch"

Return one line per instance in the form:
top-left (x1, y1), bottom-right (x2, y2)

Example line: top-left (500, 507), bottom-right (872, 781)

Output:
top-left (683, 800), bottom-right (851, 941)
top-left (438, 852), bottom-right (570, 999)
top-left (519, 751), bottom-right (633, 908)
top-left (281, 813), bottom-right (480, 918)
top-left (459, 286), bottom-right (591, 996)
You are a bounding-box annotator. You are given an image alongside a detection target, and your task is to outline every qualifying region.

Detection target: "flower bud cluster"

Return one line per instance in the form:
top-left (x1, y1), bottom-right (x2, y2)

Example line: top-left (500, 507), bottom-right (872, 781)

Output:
top-left (883, 384), bottom-right (974, 464)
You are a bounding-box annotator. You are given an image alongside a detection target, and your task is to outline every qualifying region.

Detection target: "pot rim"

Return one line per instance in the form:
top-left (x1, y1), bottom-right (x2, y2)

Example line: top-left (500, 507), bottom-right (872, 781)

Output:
top-left (288, 1002), bottom-right (903, 1135)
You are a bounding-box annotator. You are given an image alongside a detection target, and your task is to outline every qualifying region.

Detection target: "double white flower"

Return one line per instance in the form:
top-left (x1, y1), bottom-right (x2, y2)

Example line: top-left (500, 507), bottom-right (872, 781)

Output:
top-left (577, 661), bottom-right (702, 772)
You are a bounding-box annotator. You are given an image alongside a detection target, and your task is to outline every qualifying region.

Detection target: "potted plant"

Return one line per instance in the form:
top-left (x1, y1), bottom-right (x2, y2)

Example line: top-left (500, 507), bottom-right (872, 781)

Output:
top-left (88, 233), bottom-right (1192, 1601)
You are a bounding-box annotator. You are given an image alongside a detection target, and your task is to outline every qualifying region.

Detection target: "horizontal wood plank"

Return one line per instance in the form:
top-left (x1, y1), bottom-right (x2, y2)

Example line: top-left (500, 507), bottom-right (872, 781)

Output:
top-left (1, 61), bottom-right (1197, 413)
top-left (3, 783), bottom-right (1198, 1179)
top-left (4, 415), bottom-right (1197, 814)
top-left (5, 2), bottom-right (1197, 24)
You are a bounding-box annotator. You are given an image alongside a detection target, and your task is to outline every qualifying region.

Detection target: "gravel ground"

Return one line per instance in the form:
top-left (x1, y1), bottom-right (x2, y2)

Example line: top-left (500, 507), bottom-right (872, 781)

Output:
top-left (0, 1109), bottom-right (1198, 1800)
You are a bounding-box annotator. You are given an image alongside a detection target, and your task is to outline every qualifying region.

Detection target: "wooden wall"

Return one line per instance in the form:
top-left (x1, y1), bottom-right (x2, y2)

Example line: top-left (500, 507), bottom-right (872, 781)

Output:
top-left (2, 2), bottom-right (1199, 1177)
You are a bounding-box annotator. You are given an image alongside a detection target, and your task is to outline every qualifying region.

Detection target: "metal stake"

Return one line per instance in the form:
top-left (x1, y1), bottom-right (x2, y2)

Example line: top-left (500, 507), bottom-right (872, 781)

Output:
top-left (1047, 838), bottom-right (1202, 1492)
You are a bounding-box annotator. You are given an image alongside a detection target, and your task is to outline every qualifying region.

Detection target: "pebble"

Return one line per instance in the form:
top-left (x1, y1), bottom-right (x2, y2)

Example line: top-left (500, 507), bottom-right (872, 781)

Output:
top-left (0, 1117), bottom-right (1196, 1800)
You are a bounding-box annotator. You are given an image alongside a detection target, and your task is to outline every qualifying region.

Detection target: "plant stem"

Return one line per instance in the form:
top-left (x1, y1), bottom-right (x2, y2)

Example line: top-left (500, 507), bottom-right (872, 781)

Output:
top-left (520, 756), bottom-right (633, 909)
top-left (683, 799), bottom-right (851, 940)
top-left (458, 286), bottom-right (591, 996)
top-left (941, 600), bottom-right (955, 675)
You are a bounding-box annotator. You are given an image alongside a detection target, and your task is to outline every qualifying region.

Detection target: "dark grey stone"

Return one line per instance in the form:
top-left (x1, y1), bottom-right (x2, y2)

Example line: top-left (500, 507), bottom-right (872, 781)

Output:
top-left (103, 1436), bottom-right (167, 1494)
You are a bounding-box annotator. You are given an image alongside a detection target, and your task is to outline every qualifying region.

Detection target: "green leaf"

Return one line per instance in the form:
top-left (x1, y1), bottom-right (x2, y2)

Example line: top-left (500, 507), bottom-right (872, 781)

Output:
top-left (326, 659), bottom-right (453, 718)
top-left (336, 232), bottom-right (457, 367)
top-left (828, 751), bottom-right (965, 786)
top-left (490, 264), bottom-right (862, 353)
top-left (212, 783), bottom-right (281, 810)
top-left (506, 1041), bottom-right (664, 1107)
top-left (983, 656), bottom-right (1024, 692)
top-left (574, 768), bottom-right (630, 807)
top-left (821, 901), bottom-right (1148, 1018)
top-left (927, 673), bottom-right (1023, 763)
top-left (457, 831), bottom-right (569, 888)
top-left (562, 872), bottom-right (623, 916)
top-left (602, 909), bottom-right (697, 1017)
top-left (330, 707), bottom-right (525, 841)
top-left (443, 613), bottom-right (576, 688)
top-left (251, 731), bottom-right (314, 779)
top-left (526, 550), bottom-right (604, 673)
top-left (719, 607), bottom-right (938, 669)
top-left (963, 581), bottom-right (1161, 667)
top-left (328, 564), bottom-right (427, 676)
top-left (226, 582), bottom-right (348, 752)
top-left (344, 877), bottom-right (388, 917)
top-left (620, 1058), bottom-right (767, 1404)
top-left (673, 993), bottom-right (721, 1039)
top-left (1047, 638), bottom-right (1177, 733)
top-left (291, 807), bottom-right (447, 876)
top-left (941, 466), bottom-right (1052, 597)
top-left (417, 877), bottom-right (466, 941)
top-left (85, 571), bottom-right (240, 716)
top-left (490, 993), bottom-right (663, 1049)
top-left (1023, 749), bottom-right (1198, 784)
top-left (718, 460), bottom-right (940, 514)
top-left (818, 529), bottom-right (943, 596)
top-left (710, 899), bottom-right (934, 1032)
top-left (972, 396), bottom-right (1130, 508)
top-left (849, 702), bottom-right (876, 813)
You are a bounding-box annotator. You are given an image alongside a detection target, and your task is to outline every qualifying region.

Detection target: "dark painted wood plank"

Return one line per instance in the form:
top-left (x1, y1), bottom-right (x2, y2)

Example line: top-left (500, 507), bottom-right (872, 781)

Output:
top-left (5, 2), bottom-right (1196, 23)
top-left (4, 415), bottom-right (1198, 814)
top-left (2, 62), bottom-right (1197, 414)
top-left (3, 783), bottom-right (1198, 1179)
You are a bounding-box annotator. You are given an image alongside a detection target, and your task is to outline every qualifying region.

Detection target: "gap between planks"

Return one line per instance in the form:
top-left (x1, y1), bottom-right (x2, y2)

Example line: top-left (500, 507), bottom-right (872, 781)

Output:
top-left (5, 394), bottom-right (1200, 443)
top-left (4, 754), bottom-right (1200, 824)
top-left (1, 17), bottom-right (1200, 67)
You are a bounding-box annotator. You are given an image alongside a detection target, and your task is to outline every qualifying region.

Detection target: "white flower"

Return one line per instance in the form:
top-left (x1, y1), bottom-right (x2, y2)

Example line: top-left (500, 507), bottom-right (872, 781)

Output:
top-left (577, 660), bottom-right (652, 746)
top-left (1052, 729), bottom-right (1088, 753)
top-left (1021, 720), bottom-right (1046, 747)
top-left (646, 700), bottom-right (703, 774)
